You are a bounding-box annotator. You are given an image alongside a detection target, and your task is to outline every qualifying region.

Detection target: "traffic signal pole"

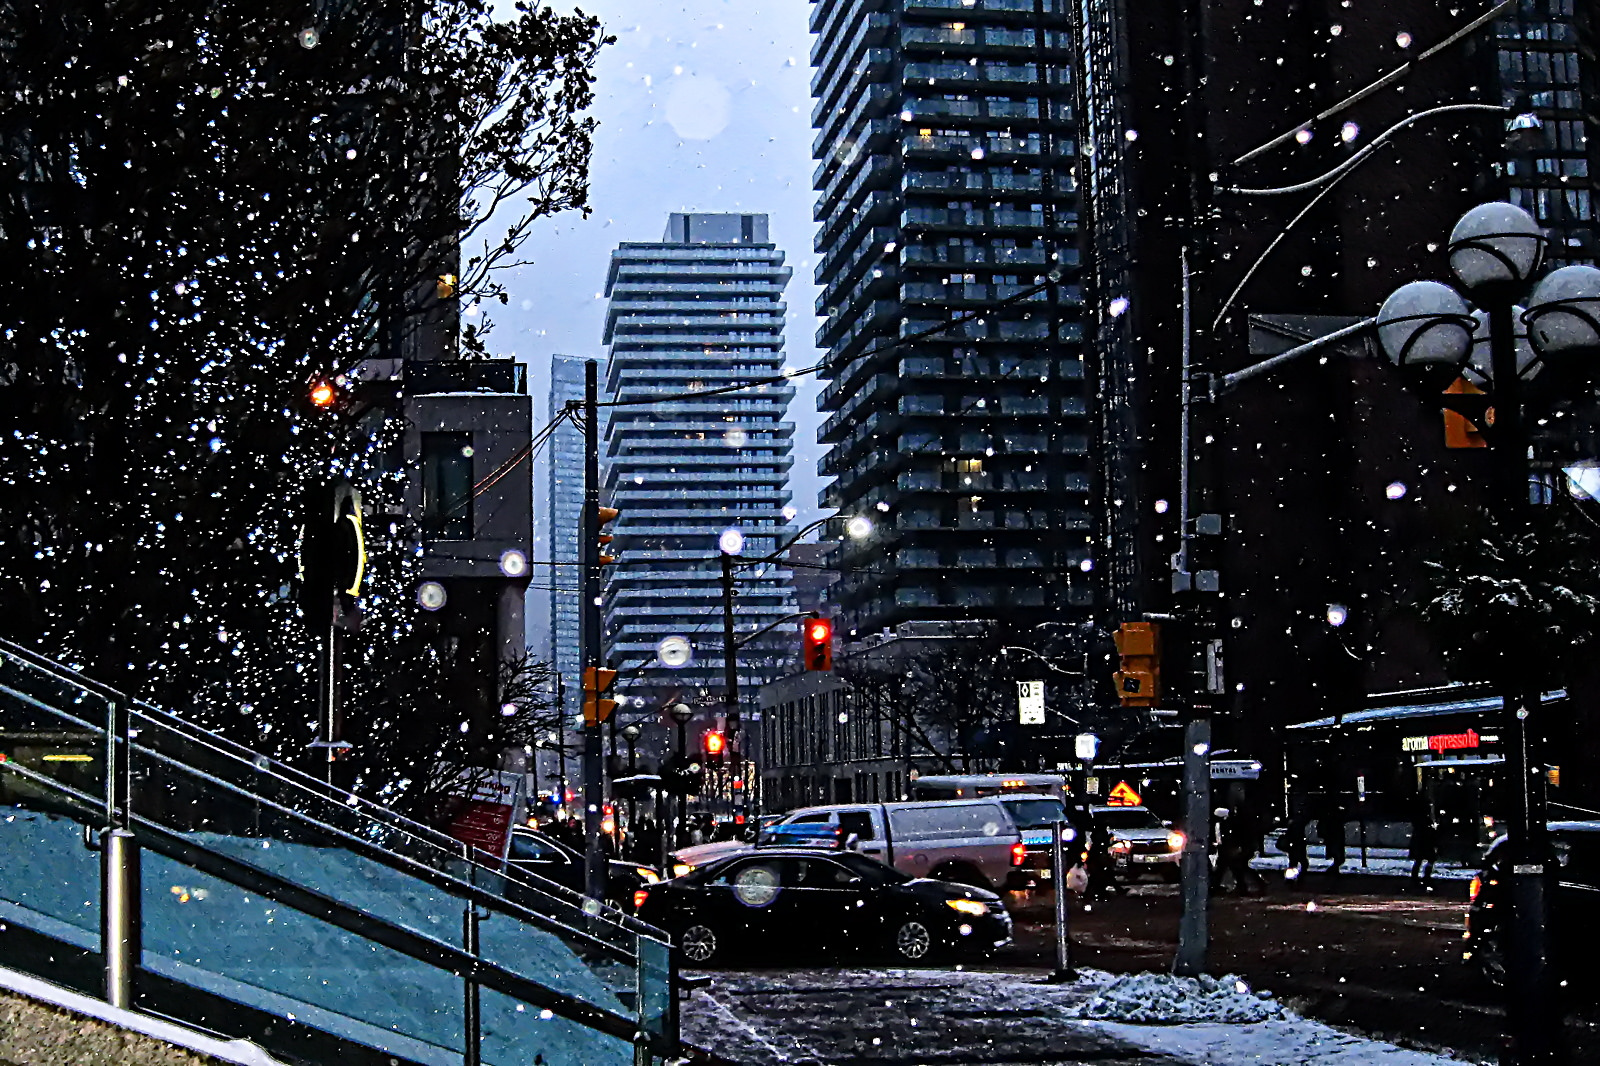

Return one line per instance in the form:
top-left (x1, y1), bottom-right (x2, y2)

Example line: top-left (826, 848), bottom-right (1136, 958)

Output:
top-left (580, 361), bottom-right (607, 902)
top-left (1171, 0), bottom-right (1222, 978)
top-left (720, 553), bottom-right (740, 740)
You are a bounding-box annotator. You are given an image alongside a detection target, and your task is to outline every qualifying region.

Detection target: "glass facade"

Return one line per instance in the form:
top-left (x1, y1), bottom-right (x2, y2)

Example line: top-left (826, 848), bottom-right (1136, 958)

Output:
top-left (546, 354), bottom-right (588, 701)
top-left (601, 215), bottom-right (799, 704)
top-left (1497, 0), bottom-right (1596, 264)
top-left (810, 0), bottom-right (1096, 635)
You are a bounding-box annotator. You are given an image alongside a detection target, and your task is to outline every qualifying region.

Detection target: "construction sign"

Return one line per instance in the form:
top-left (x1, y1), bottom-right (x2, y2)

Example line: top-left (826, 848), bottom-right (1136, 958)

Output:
top-left (1106, 780), bottom-right (1142, 807)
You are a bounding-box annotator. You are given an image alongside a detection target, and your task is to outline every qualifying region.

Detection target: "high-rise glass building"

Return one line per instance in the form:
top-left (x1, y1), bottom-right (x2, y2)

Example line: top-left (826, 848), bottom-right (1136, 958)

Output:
top-left (601, 214), bottom-right (798, 706)
top-left (810, 0), bottom-right (1094, 636)
top-left (545, 354), bottom-right (589, 703)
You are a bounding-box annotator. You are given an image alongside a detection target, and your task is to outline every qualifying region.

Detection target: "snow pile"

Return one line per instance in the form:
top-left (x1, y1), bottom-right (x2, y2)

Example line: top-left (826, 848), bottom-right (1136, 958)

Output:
top-left (1070, 972), bottom-right (1286, 1024)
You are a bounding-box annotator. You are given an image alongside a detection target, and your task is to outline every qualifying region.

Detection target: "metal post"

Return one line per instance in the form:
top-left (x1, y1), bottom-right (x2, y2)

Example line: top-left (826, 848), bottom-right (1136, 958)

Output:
top-left (1174, 714), bottom-right (1212, 977)
top-left (1049, 818), bottom-right (1075, 981)
top-left (581, 360), bottom-right (608, 902)
top-left (676, 720), bottom-right (689, 848)
top-left (463, 852), bottom-right (482, 1066)
top-left (720, 553), bottom-right (740, 739)
top-left (101, 698), bottom-right (139, 1009)
top-left (323, 603), bottom-right (337, 787)
top-left (1488, 299), bottom-right (1562, 1065)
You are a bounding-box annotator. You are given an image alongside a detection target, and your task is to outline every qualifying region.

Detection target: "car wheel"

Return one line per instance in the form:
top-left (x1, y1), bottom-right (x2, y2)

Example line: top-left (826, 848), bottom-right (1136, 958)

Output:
top-left (893, 919), bottom-right (937, 962)
top-left (679, 922), bottom-right (720, 966)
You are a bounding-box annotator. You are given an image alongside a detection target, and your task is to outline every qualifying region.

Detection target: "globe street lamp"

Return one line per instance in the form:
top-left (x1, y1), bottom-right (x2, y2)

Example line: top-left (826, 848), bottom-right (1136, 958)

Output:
top-left (1375, 201), bottom-right (1600, 1066)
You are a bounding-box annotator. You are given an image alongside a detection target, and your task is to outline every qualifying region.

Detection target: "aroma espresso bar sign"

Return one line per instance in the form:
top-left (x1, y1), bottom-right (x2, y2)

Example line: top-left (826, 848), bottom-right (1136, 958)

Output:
top-left (1401, 729), bottom-right (1483, 754)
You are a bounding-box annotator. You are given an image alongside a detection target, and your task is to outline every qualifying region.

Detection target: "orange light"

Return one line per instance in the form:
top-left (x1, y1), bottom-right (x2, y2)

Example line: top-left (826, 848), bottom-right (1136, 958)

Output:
top-left (807, 620), bottom-right (831, 642)
top-left (633, 888), bottom-right (649, 911)
top-left (1010, 842), bottom-right (1026, 866)
top-left (1469, 875), bottom-right (1482, 901)
top-left (704, 731), bottom-right (726, 756)
top-left (309, 379), bottom-right (336, 408)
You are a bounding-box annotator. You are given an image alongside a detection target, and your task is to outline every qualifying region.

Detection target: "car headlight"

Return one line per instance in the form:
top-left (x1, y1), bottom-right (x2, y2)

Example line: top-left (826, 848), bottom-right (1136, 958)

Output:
top-left (671, 863), bottom-right (694, 878)
top-left (1110, 840), bottom-right (1132, 855)
top-left (637, 867), bottom-right (662, 884)
top-left (1166, 831), bottom-right (1186, 851)
top-left (946, 899), bottom-right (988, 917)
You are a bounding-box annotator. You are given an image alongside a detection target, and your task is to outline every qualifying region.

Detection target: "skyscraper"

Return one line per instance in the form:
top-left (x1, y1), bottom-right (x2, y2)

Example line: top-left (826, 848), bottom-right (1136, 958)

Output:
top-left (601, 214), bottom-right (798, 706)
top-left (810, 0), bottom-right (1093, 636)
top-left (545, 354), bottom-right (588, 703)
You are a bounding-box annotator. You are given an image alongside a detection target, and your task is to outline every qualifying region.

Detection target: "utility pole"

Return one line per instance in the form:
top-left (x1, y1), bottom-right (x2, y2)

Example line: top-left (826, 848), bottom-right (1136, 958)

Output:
top-left (556, 672), bottom-right (568, 817)
top-left (1171, 0), bottom-right (1223, 978)
top-left (580, 360), bottom-right (606, 902)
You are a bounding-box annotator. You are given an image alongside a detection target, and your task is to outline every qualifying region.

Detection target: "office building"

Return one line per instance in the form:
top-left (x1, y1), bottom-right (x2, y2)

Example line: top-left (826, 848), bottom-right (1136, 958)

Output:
top-left (809, 0), bottom-right (1093, 637)
top-left (601, 213), bottom-right (799, 709)
top-left (545, 354), bottom-right (589, 705)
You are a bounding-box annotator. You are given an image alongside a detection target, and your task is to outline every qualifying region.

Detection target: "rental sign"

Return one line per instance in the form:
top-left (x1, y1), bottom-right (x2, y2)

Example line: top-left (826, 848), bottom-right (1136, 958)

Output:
top-left (1401, 729), bottom-right (1481, 754)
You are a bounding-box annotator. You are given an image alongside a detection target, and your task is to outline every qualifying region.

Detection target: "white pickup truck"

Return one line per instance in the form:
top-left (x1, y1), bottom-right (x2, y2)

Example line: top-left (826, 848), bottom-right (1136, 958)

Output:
top-left (673, 799), bottom-right (1025, 892)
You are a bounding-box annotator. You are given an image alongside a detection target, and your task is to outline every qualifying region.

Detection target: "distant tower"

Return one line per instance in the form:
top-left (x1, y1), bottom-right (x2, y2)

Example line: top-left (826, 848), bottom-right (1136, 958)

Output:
top-left (545, 354), bottom-right (588, 703)
top-left (601, 214), bottom-right (798, 706)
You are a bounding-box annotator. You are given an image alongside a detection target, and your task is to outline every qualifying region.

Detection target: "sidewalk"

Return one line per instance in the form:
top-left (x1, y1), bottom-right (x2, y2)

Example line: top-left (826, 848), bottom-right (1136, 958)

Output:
top-left (681, 967), bottom-right (1477, 1065)
top-left (1253, 842), bottom-right (1476, 882)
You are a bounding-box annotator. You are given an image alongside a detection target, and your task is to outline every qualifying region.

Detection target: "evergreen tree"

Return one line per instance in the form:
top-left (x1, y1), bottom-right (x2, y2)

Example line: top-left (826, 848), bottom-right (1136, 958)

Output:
top-left (0, 0), bottom-right (607, 808)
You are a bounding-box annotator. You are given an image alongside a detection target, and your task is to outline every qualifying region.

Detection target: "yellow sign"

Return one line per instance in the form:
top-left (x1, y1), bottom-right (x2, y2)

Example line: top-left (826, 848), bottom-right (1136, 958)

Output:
top-left (1107, 780), bottom-right (1142, 807)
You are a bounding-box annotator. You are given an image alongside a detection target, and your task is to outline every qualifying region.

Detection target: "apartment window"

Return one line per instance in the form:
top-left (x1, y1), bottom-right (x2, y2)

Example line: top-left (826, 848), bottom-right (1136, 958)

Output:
top-left (422, 432), bottom-right (473, 540)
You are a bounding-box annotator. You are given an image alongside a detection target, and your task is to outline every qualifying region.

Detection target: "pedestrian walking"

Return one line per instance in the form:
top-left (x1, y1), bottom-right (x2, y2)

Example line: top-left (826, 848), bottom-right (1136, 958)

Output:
top-left (1279, 817), bottom-right (1310, 881)
top-left (1218, 806), bottom-right (1266, 894)
top-left (1085, 818), bottom-right (1123, 899)
top-left (1409, 815), bottom-right (1439, 889)
top-left (1319, 804), bottom-right (1347, 875)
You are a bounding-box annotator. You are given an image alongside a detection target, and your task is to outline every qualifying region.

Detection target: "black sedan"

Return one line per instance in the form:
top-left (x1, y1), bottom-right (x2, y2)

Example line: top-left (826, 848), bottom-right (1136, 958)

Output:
top-left (506, 829), bottom-right (661, 911)
top-left (634, 847), bottom-right (1012, 965)
top-left (1466, 820), bottom-right (1600, 986)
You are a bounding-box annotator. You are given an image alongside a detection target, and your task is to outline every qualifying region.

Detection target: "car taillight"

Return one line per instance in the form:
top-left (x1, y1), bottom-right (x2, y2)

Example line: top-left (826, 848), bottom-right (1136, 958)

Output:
top-left (1011, 842), bottom-right (1026, 866)
top-left (633, 888), bottom-right (649, 911)
top-left (1468, 875), bottom-right (1482, 902)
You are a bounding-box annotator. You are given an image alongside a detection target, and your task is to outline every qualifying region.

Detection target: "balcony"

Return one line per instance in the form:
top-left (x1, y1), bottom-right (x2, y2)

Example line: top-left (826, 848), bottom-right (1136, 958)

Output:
top-left (404, 359), bottom-right (525, 395)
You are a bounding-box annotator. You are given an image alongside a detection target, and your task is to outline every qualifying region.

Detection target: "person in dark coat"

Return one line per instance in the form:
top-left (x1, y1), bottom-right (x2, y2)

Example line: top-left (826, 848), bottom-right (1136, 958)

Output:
top-left (1279, 817), bottom-right (1310, 881)
top-left (1218, 807), bottom-right (1266, 894)
top-left (1319, 804), bottom-right (1347, 874)
top-left (1085, 817), bottom-right (1124, 899)
top-left (1409, 815), bottom-right (1439, 889)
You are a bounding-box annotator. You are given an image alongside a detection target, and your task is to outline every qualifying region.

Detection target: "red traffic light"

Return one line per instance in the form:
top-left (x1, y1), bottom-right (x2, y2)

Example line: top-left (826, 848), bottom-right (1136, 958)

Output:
top-left (802, 616), bottom-right (834, 671)
top-left (309, 378), bottom-right (337, 408)
top-left (703, 731), bottom-right (726, 757)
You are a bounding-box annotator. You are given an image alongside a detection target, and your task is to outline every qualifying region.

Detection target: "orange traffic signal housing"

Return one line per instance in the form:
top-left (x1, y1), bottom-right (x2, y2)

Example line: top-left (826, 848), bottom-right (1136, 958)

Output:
top-left (596, 506), bottom-right (620, 565)
top-left (582, 666), bottom-right (618, 726)
top-left (1113, 622), bottom-right (1161, 707)
top-left (802, 616), bottom-right (834, 671)
top-left (1443, 377), bottom-right (1488, 449)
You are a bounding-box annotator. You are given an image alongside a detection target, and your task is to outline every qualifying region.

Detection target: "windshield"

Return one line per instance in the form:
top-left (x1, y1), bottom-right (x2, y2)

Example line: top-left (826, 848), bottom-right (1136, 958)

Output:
top-left (1003, 798), bottom-right (1068, 829)
top-left (1097, 809), bottom-right (1165, 830)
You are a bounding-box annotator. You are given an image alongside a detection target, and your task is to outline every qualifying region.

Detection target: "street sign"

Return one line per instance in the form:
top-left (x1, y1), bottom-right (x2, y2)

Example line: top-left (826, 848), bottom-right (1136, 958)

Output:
top-left (1107, 780), bottom-right (1142, 806)
top-left (1017, 680), bottom-right (1045, 725)
top-left (1209, 759), bottom-right (1262, 780)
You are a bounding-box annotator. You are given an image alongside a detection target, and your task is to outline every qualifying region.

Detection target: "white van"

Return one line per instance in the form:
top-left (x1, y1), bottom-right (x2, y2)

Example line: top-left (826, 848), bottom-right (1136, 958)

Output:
top-left (767, 799), bottom-right (1024, 891)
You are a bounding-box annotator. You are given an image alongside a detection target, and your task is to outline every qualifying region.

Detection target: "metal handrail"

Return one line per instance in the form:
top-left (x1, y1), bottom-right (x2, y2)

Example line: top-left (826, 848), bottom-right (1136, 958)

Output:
top-left (0, 638), bottom-right (661, 940)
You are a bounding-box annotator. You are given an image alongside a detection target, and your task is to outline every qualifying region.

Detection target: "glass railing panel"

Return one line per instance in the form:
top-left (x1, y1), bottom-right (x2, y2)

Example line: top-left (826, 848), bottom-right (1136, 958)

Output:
top-left (138, 843), bottom-right (467, 1065)
top-left (0, 806), bottom-right (102, 957)
top-left (479, 988), bottom-right (633, 1066)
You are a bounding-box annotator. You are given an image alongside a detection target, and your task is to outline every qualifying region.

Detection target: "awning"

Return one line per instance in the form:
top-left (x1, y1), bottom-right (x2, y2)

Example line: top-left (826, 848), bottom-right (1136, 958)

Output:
top-left (1288, 690), bottom-right (1565, 731)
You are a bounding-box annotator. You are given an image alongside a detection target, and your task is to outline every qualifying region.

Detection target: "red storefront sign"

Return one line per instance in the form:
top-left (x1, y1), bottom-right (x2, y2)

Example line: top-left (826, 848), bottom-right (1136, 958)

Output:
top-left (1401, 729), bottom-right (1481, 754)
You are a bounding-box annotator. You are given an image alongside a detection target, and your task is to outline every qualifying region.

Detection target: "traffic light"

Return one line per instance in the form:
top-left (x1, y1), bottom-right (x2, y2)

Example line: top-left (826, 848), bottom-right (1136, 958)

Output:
top-left (597, 505), bottom-right (619, 565)
top-left (1113, 622), bottom-right (1161, 707)
top-left (802, 615), bottom-right (833, 671)
top-left (296, 480), bottom-right (366, 619)
top-left (702, 729), bottom-right (727, 765)
top-left (582, 666), bottom-right (618, 727)
top-left (308, 378), bottom-right (338, 409)
top-left (1443, 377), bottom-right (1488, 449)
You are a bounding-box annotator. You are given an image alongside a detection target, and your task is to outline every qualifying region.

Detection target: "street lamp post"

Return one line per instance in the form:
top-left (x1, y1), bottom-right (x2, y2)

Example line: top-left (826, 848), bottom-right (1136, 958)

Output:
top-left (668, 701), bottom-right (695, 856)
top-left (1374, 201), bottom-right (1600, 1066)
top-left (621, 723), bottom-right (640, 862)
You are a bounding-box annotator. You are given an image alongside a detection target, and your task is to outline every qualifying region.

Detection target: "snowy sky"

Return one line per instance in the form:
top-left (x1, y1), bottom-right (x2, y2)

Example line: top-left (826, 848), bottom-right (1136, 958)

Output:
top-left (486, 0), bottom-right (829, 536)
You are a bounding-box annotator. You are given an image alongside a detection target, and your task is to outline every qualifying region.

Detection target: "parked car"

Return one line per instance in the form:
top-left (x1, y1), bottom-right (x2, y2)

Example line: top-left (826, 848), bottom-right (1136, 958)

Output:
top-left (671, 799), bottom-right (1026, 892)
top-left (1090, 805), bottom-right (1184, 880)
top-left (1465, 820), bottom-right (1600, 986)
top-left (506, 829), bottom-right (661, 910)
top-left (635, 847), bottom-right (1012, 965)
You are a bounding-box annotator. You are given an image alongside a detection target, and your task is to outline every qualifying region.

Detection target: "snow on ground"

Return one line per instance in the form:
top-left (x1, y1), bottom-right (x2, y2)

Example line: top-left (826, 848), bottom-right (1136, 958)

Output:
top-left (684, 966), bottom-right (1480, 1066)
top-left (1068, 971), bottom-right (1287, 1024)
top-left (1254, 845), bottom-right (1476, 882)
